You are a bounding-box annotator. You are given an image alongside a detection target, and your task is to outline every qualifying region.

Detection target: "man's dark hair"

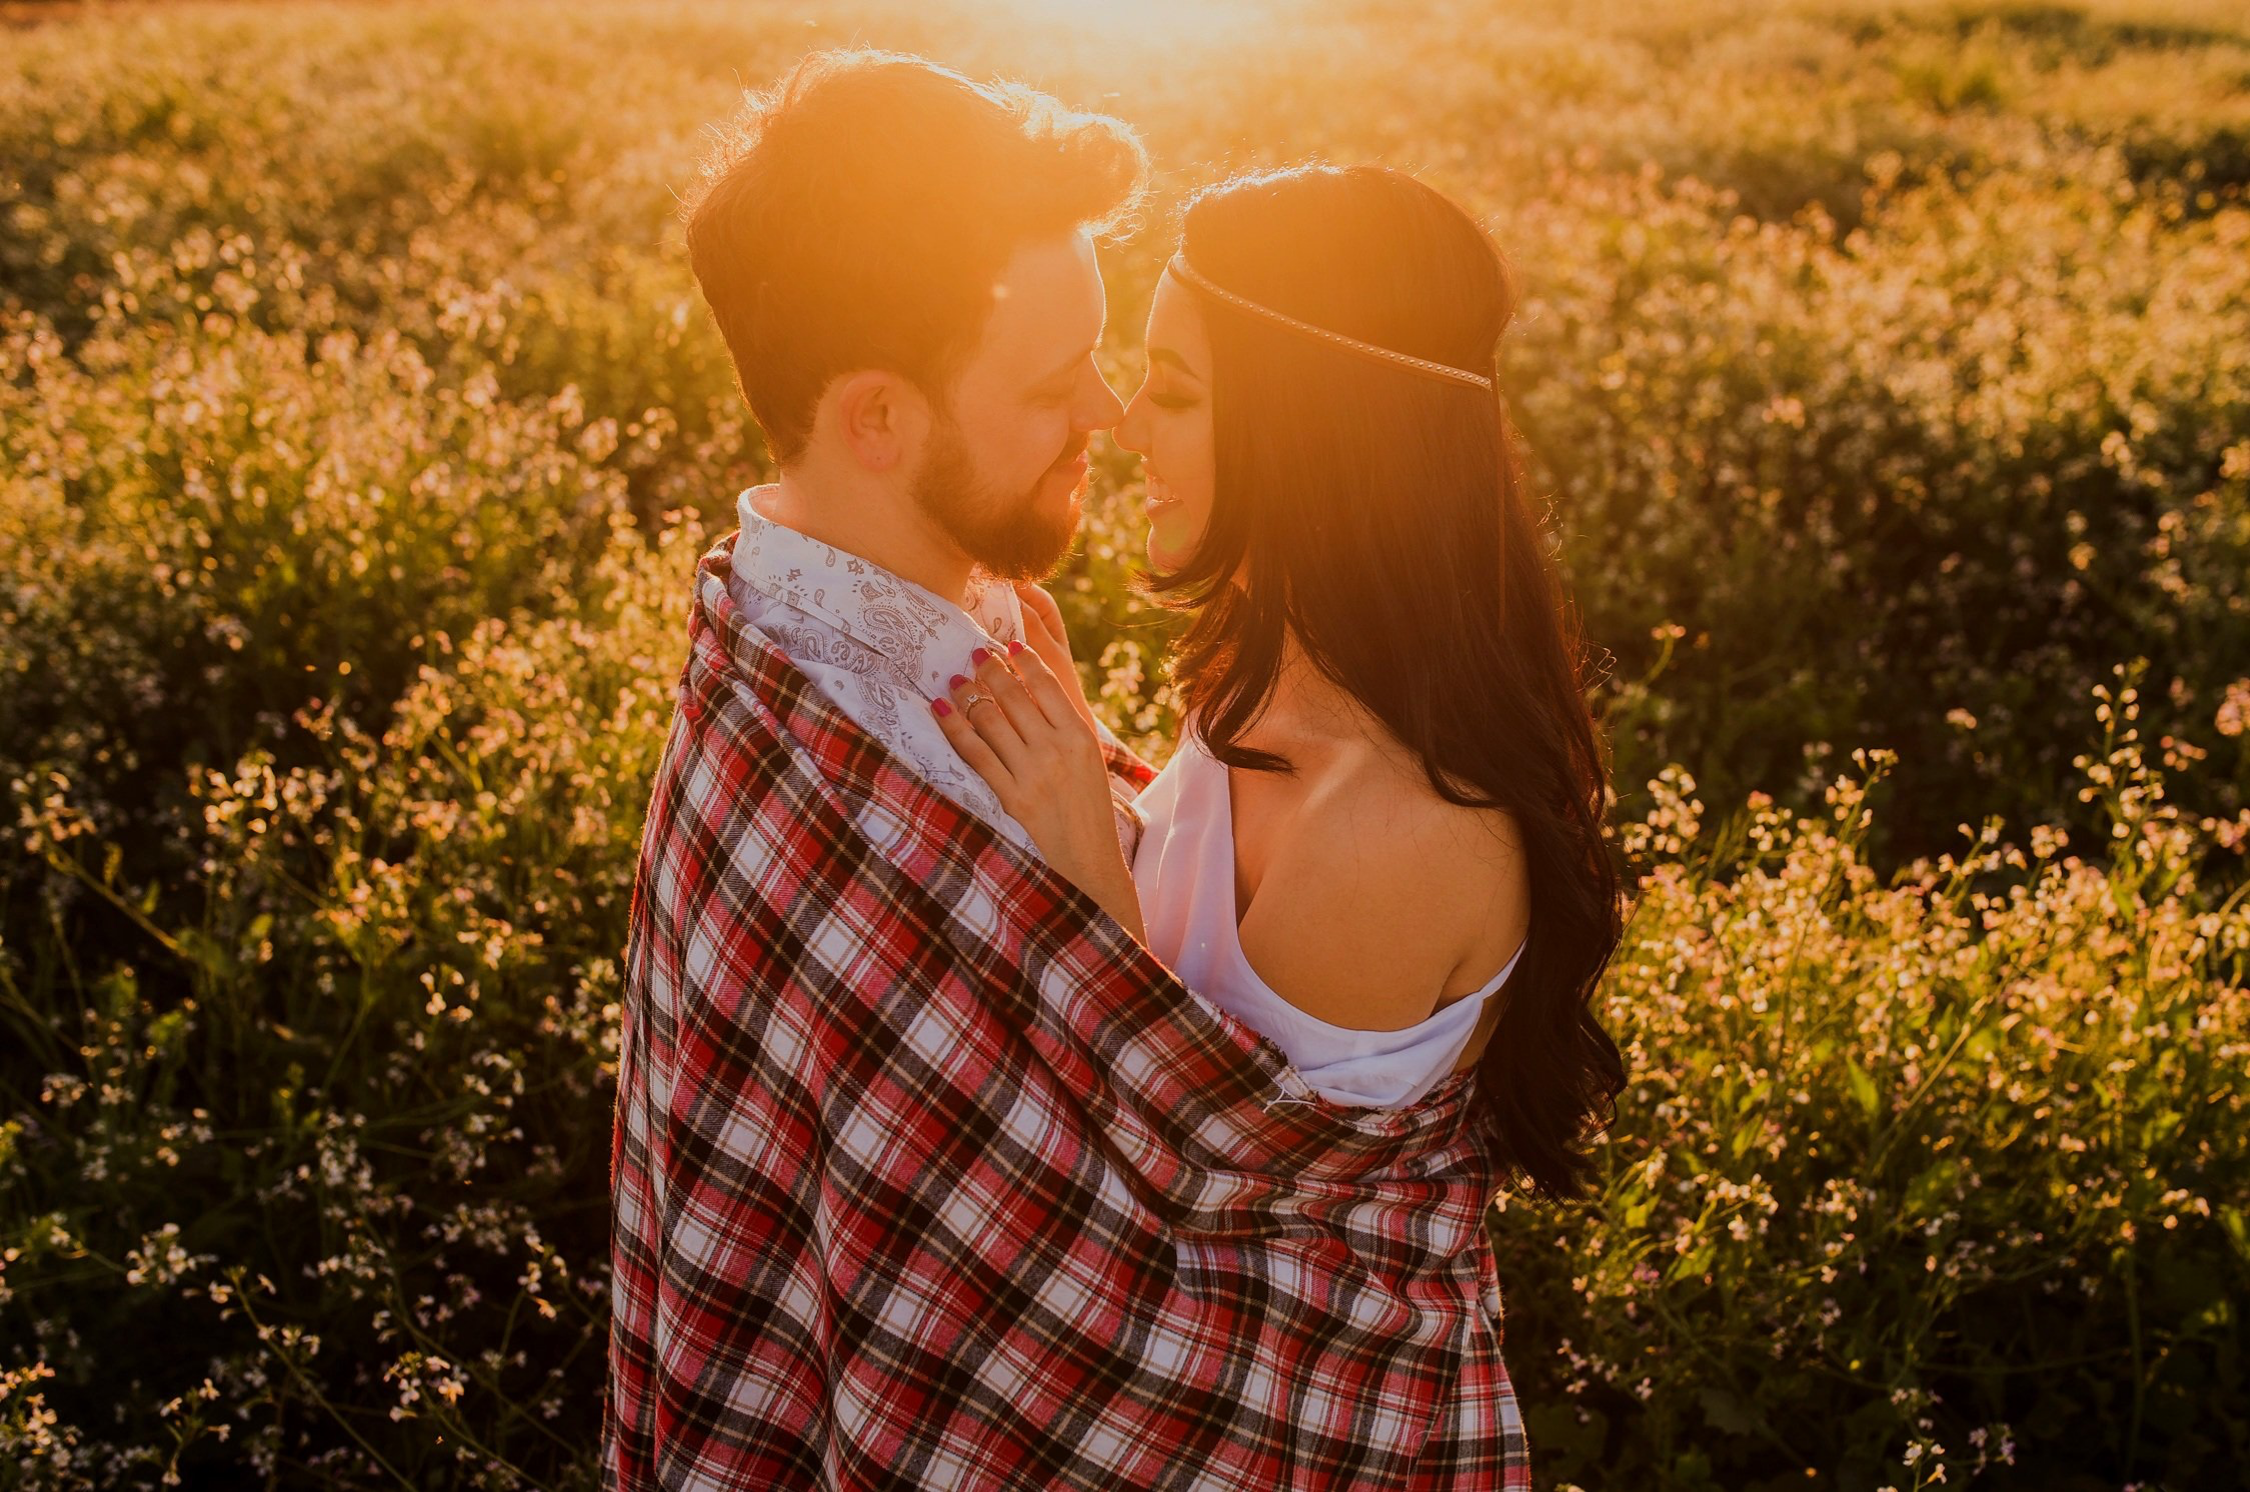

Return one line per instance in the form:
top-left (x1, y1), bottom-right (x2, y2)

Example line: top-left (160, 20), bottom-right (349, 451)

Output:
top-left (682, 50), bottom-right (1148, 465)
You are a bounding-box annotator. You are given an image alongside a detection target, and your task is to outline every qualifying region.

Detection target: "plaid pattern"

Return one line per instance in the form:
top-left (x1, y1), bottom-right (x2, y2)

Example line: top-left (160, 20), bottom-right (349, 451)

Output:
top-left (605, 532), bottom-right (1531, 1490)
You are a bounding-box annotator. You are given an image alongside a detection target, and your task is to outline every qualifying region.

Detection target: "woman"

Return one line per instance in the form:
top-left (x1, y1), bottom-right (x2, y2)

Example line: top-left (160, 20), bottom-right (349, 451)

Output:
top-left (931, 163), bottom-right (1623, 1201)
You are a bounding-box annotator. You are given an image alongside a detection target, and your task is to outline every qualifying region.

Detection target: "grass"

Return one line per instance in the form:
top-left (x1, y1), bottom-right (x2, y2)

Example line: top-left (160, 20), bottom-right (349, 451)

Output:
top-left (2, 1), bottom-right (2247, 1487)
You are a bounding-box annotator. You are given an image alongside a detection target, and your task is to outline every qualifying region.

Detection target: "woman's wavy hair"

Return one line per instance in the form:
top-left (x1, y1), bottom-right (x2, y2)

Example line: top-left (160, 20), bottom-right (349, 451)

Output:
top-left (1145, 163), bottom-right (1625, 1200)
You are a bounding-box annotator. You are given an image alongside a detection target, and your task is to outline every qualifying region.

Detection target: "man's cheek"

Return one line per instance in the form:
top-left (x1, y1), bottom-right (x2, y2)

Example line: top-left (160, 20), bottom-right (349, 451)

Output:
top-left (1048, 412), bottom-right (1081, 465)
top-left (1006, 426), bottom-right (1055, 477)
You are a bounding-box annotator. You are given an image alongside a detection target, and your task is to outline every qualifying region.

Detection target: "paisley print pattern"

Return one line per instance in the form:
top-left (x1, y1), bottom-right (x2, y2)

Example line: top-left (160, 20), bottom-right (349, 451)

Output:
top-left (728, 486), bottom-right (1038, 854)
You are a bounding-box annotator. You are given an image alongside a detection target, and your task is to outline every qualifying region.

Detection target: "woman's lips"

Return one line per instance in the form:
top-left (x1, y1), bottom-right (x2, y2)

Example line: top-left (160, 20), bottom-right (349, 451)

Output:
top-left (1143, 472), bottom-right (1179, 512)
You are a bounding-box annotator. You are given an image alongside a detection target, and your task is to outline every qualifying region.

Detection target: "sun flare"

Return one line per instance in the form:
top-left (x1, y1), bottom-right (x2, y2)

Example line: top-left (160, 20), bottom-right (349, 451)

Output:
top-left (987, 0), bottom-right (1286, 55)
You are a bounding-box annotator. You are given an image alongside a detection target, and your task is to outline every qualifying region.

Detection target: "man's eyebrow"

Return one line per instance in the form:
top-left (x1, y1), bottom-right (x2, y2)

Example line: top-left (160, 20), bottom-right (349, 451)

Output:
top-left (1150, 347), bottom-right (1203, 380)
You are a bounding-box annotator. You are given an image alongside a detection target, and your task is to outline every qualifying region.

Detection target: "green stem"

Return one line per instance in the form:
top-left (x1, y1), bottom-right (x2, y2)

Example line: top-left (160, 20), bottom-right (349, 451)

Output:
top-left (233, 1277), bottom-right (417, 1491)
top-left (388, 1300), bottom-right (579, 1462)
top-left (1643, 1285), bottom-right (1813, 1468)
top-left (40, 846), bottom-right (189, 964)
top-left (2122, 1248), bottom-right (2147, 1472)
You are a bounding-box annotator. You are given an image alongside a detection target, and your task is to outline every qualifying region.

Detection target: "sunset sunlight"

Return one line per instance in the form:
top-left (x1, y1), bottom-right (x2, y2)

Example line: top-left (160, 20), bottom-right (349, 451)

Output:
top-left (4, 2), bottom-right (2245, 1490)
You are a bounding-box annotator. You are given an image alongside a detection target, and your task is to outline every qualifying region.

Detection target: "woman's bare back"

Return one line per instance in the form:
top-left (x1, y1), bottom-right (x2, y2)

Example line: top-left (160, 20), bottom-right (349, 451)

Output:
top-left (1226, 726), bottom-right (1531, 1063)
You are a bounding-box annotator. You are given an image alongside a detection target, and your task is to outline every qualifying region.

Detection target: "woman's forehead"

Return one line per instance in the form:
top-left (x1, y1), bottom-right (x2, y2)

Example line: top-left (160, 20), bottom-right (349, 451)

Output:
top-left (1145, 271), bottom-right (1209, 368)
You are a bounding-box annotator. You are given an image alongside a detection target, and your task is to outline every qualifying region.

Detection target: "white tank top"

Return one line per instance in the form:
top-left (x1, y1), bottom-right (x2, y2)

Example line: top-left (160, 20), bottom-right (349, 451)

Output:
top-left (1129, 728), bottom-right (1524, 1108)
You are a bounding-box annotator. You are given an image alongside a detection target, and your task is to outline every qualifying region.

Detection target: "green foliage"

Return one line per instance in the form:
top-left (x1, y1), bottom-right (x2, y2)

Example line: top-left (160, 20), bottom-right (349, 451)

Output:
top-left (5, 518), bottom-right (691, 1489)
top-left (0, 307), bottom-right (636, 853)
top-left (2, 0), bottom-right (2247, 1488)
top-left (1503, 684), bottom-right (2250, 1490)
top-left (1502, 156), bottom-right (2250, 857)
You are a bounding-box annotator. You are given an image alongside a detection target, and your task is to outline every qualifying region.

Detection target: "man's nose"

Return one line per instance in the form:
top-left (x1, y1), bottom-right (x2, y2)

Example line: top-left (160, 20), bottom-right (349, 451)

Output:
top-left (1080, 372), bottom-right (1126, 432)
top-left (1111, 391), bottom-right (1148, 455)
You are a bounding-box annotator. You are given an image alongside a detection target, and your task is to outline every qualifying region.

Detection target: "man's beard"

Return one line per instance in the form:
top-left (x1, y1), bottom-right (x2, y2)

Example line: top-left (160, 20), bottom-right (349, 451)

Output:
top-left (911, 414), bottom-right (1085, 583)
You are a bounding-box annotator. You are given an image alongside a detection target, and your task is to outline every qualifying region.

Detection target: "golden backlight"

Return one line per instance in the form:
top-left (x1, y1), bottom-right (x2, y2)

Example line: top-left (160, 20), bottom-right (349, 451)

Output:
top-left (986, 0), bottom-right (1290, 56)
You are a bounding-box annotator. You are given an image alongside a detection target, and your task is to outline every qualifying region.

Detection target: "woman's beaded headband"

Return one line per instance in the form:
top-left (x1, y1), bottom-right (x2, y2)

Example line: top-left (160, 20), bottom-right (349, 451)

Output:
top-left (1163, 254), bottom-right (1495, 392)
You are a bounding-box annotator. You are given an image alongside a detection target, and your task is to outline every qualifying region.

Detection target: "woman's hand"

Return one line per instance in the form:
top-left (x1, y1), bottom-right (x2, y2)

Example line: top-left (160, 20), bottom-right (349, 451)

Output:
top-left (931, 637), bottom-right (1145, 945)
top-left (1010, 582), bottom-right (1102, 737)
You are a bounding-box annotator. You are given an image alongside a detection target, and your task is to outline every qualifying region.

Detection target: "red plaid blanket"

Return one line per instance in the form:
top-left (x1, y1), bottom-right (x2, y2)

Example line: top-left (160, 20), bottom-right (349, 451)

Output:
top-left (605, 532), bottom-right (1530, 1489)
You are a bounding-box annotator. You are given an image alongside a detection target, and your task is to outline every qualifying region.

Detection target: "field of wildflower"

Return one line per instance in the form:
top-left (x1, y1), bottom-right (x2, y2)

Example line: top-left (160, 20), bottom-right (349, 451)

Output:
top-left (2, 0), bottom-right (2246, 1487)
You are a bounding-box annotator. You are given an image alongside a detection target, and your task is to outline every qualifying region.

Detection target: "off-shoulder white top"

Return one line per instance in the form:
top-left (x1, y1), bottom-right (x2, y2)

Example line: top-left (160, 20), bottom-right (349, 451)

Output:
top-left (1130, 728), bottom-right (1523, 1108)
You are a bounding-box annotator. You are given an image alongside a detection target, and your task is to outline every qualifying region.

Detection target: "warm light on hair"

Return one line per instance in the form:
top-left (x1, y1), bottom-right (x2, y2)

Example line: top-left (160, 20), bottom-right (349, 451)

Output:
top-left (681, 49), bottom-right (1147, 465)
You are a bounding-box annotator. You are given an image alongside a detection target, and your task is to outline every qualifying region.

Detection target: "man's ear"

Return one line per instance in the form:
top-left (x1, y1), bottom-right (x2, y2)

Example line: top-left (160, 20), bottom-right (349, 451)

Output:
top-left (833, 370), bottom-right (933, 475)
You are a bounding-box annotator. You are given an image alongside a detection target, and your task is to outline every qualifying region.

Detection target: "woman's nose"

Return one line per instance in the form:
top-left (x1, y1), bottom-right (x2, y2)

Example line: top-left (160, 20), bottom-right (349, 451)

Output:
top-left (1112, 390), bottom-right (1149, 455)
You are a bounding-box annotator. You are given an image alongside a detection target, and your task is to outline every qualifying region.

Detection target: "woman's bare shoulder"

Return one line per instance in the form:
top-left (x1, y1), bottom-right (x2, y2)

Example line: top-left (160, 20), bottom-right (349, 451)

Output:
top-left (1237, 751), bottom-right (1531, 1029)
top-left (1328, 758), bottom-right (1530, 955)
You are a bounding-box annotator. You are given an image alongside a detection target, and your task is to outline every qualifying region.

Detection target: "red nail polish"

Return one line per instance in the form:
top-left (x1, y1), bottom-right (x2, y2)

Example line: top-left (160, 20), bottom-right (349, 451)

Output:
top-left (931, 698), bottom-right (952, 717)
top-left (948, 673), bottom-right (968, 689)
top-left (1007, 639), bottom-right (1026, 656)
top-left (971, 647), bottom-right (989, 666)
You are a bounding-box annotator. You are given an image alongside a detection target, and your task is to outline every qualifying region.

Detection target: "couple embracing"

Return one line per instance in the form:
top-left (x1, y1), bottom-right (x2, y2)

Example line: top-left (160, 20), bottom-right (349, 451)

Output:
top-left (607, 46), bottom-right (1624, 1491)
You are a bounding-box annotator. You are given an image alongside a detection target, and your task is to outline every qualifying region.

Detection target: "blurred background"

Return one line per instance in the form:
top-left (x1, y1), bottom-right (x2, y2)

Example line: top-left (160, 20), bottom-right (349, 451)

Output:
top-left (2, 1), bottom-right (2246, 1488)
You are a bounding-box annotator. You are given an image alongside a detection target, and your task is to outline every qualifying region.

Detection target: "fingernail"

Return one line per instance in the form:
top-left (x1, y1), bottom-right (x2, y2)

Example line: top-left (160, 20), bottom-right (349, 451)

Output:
top-left (971, 647), bottom-right (989, 666)
top-left (1007, 639), bottom-right (1026, 656)
top-left (947, 673), bottom-right (968, 689)
top-left (931, 698), bottom-right (952, 717)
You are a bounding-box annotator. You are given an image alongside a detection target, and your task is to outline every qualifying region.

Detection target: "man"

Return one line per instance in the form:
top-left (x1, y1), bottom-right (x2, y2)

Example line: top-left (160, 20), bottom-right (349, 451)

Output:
top-left (674, 46), bottom-right (1143, 861)
top-left (607, 50), bottom-right (1525, 1491)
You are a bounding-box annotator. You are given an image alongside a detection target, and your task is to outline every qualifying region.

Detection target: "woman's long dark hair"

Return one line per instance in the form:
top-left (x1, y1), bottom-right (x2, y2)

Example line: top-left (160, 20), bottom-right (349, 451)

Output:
top-left (1146, 164), bottom-right (1625, 1201)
